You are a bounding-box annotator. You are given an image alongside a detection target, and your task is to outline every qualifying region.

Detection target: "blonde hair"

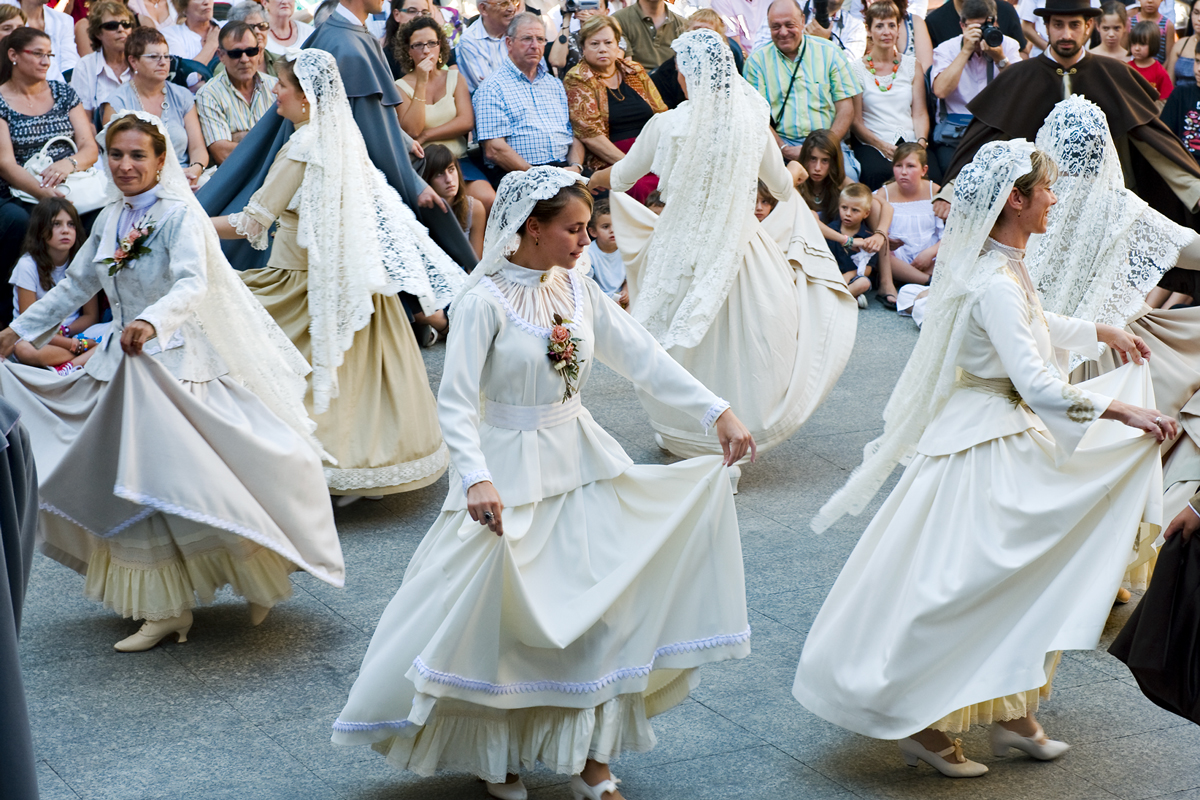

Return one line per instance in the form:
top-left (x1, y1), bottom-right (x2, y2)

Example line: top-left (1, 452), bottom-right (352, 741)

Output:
top-left (1013, 149), bottom-right (1059, 197)
top-left (579, 14), bottom-right (623, 48)
top-left (839, 182), bottom-right (873, 211)
top-left (0, 5), bottom-right (26, 28)
top-left (687, 8), bottom-right (730, 43)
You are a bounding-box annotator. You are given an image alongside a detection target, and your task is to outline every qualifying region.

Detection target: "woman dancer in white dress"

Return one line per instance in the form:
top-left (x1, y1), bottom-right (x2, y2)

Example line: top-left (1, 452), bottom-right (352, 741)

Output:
top-left (793, 141), bottom-right (1174, 777)
top-left (1028, 96), bottom-right (1200, 589)
top-left (588, 29), bottom-right (857, 483)
top-left (332, 167), bottom-right (755, 800)
top-left (212, 50), bottom-right (465, 504)
top-left (0, 112), bottom-right (344, 651)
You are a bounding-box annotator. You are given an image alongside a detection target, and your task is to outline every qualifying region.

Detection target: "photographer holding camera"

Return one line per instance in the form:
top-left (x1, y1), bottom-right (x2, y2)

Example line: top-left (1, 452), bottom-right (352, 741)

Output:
top-left (547, 0), bottom-right (607, 76)
top-left (929, 0), bottom-right (1019, 176)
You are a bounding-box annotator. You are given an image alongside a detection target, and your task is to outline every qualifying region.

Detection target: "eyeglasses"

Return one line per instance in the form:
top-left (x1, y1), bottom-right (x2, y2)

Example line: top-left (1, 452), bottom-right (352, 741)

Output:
top-left (223, 45), bottom-right (262, 59)
top-left (20, 50), bottom-right (54, 61)
top-left (409, 40), bottom-right (440, 50)
top-left (100, 20), bottom-right (135, 30)
top-left (483, 0), bottom-right (519, 9)
top-left (245, 21), bottom-right (271, 31)
top-left (138, 53), bottom-right (172, 62)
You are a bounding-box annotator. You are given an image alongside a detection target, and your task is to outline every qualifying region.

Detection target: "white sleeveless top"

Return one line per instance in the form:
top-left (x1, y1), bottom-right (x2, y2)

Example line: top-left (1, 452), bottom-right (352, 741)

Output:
top-left (850, 54), bottom-right (918, 150)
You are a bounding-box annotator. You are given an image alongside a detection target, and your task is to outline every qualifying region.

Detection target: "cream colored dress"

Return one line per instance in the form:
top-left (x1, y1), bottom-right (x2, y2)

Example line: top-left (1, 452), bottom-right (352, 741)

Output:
top-left (237, 135), bottom-right (448, 496)
top-left (794, 241), bottom-right (1163, 738)
top-left (609, 114), bottom-right (857, 457)
top-left (1, 194), bottom-right (344, 621)
top-left (332, 264), bottom-right (750, 782)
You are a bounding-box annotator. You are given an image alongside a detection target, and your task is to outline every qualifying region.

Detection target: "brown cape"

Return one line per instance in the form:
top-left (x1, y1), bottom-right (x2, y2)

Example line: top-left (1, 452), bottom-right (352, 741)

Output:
top-left (944, 53), bottom-right (1200, 197)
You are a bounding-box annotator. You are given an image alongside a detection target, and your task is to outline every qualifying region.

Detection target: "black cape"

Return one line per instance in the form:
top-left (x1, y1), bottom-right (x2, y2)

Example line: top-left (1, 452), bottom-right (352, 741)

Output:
top-left (197, 14), bottom-right (477, 272)
top-left (0, 399), bottom-right (39, 800)
top-left (1109, 532), bottom-right (1200, 725)
top-left (945, 53), bottom-right (1200, 213)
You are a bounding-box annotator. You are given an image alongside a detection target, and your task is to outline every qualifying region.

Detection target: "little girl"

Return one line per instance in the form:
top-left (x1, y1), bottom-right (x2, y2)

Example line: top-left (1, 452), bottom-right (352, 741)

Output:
top-left (875, 142), bottom-right (942, 308)
top-left (1130, 20), bottom-right (1174, 101)
top-left (1130, 0), bottom-right (1174, 63)
top-left (8, 198), bottom-right (101, 375)
top-left (421, 144), bottom-right (485, 260)
top-left (800, 129), bottom-right (896, 305)
top-left (1091, 1), bottom-right (1129, 60)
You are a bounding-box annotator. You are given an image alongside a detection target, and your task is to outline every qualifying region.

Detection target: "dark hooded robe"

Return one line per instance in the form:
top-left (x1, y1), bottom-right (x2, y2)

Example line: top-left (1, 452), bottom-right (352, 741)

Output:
top-left (0, 399), bottom-right (39, 800)
top-left (944, 52), bottom-right (1200, 215)
top-left (198, 12), bottom-right (477, 276)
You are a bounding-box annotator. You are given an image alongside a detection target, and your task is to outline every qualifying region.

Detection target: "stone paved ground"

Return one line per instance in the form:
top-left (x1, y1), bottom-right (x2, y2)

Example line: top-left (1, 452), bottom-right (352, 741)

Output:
top-left (18, 304), bottom-right (1200, 800)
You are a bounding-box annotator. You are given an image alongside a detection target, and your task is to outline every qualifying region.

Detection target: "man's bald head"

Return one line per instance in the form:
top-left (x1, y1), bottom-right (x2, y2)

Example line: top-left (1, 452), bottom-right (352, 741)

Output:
top-left (768, 0), bottom-right (805, 57)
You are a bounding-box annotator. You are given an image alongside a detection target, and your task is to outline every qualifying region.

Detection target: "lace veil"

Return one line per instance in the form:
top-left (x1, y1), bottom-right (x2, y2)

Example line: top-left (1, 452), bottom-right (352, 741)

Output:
top-left (1028, 96), bottom-right (1194, 368)
top-left (98, 110), bottom-right (323, 456)
top-left (449, 165), bottom-right (590, 313)
top-left (235, 49), bottom-right (465, 415)
top-left (811, 140), bottom-right (1038, 533)
top-left (632, 28), bottom-right (770, 350)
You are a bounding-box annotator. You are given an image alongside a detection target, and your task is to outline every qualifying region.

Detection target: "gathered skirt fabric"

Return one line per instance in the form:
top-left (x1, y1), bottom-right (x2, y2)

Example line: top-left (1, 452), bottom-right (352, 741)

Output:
top-left (241, 266), bottom-right (447, 495)
top-left (333, 455), bottom-right (750, 781)
top-left (610, 192), bottom-right (857, 458)
top-left (0, 355), bottom-right (344, 620)
top-left (794, 369), bottom-right (1163, 739)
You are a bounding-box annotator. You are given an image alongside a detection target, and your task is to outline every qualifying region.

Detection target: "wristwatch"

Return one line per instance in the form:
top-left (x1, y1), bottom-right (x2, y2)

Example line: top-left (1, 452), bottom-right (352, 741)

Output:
top-left (997, 58), bottom-right (1009, 68)
top-left (559, 33), bottom-right (568, 43)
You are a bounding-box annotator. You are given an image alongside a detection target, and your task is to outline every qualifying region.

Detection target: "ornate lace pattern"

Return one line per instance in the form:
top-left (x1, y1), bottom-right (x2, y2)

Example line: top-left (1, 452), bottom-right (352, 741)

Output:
top-left (813, 141), bottom-right (1038, 533)
top-left (229, 202), bottom-right (272, 251)
top-left (1029, 96), bottom-right (1195, 369)
top-left (632, 29), bottom-right (769, 350)
top-left (460, 469), bottom-right (493, 495)
top-left (324, 442), bottom-right (448, 490)
top-left (701, 399), bottom-right (730, 430)
top-left (478, 268), bottom-right (584, 337)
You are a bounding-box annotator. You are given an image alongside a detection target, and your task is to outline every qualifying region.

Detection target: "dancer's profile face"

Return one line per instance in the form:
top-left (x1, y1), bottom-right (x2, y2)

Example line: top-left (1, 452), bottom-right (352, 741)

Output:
top-left (526, 197), bottom-right (592, 269)
top-left (1013, 183), bottom-right (1057, 235)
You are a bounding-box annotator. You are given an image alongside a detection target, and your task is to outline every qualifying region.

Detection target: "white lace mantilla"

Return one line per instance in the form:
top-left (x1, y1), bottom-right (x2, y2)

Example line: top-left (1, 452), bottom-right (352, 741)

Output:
top-left (324, 442), bottom-right (449, 490)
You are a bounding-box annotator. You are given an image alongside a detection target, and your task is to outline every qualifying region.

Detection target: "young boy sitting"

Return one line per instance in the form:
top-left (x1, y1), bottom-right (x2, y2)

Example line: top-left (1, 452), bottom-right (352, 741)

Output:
top-left (645, 191), bottom-right (666, 215)
top-left (823, 183), bottom-right (877, 309)
top-left (587, 200), bottom-right (629, 308)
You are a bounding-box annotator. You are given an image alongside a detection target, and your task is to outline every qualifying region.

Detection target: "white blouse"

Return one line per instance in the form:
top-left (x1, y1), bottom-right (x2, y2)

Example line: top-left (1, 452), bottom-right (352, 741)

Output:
top-left (851, 54), bottom-right (918, 150)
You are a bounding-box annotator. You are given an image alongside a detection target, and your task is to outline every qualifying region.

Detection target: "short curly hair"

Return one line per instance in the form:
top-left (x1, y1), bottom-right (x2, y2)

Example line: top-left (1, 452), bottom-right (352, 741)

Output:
top-left (87, 0), bottom-right (135, 53)
top-left (395, 16), bottom-right (450, 72)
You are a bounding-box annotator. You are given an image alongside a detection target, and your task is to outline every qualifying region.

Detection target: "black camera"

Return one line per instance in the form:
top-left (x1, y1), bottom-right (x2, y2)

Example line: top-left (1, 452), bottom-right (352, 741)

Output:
top-left (565, 0), bottom-right (600, 12)
top-left (979, 16), bottom-right (1004, 48)
top-left (803, 0), bottom-right (831, 31)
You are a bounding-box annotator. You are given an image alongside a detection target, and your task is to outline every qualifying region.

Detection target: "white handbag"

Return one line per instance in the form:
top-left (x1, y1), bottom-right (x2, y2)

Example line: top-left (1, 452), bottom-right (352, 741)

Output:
top-left (11, 136), bottom-right (109, 213)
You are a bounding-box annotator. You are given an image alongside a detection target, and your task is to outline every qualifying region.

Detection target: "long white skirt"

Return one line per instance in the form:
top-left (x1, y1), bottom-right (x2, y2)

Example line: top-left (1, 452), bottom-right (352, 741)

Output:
top-left (332, 456), bottom-right (750, 782)
top-left (794, 366), bottom-right (1162, 739)
top-left (611, 193), bottom-right (857, 458)
top-left (0, 355), bottom-right (344, 620)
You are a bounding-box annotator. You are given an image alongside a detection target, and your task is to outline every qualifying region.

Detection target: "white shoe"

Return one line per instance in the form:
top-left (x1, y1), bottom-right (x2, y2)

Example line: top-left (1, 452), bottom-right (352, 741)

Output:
top-left (898, 736), bottom-right (988, 778)
top-left (485, 777), bottom-right (528, 800)
top-left (570, 773), bottom-right (621, 800)
top-left (728, 464), bottom-right (741, 494)
top-left (249, 602), bottom-right (270, 626)
top-left (653, 433), bottom-right (667, 451)
top-left (990, 723), bottom-right (1070, 761)
top-left (857, 293), bottom-right (869, 309)
top-left (114, 610), bottom-right (193, 652)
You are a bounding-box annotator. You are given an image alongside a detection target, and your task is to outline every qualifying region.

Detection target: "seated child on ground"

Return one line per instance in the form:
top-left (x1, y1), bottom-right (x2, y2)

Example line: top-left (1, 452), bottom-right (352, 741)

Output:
top-left (587, 199), bottom-right (629, 308)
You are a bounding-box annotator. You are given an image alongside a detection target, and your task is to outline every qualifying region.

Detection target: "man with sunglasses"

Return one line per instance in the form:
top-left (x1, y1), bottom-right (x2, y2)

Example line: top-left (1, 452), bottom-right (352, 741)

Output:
top-left (222, 0), bottom-right (281, 77)
top-left (197, 21), bottom-right (278, 164)
top-left (70, 1), bottom-right (134, 114)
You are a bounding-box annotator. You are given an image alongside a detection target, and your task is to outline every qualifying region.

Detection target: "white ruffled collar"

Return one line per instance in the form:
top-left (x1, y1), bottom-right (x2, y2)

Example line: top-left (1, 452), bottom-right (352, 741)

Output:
top-left (500, 262), bottom-right (570, 287)
top-left (482, 262), bottom-right (584, 335)
top-left (121, 185), bottom-right (160, 212)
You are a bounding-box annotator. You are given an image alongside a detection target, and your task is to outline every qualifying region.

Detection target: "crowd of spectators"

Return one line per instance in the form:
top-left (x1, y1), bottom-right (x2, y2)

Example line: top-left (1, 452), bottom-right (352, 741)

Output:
top-left (2, 0), bottom-right (1200, 344)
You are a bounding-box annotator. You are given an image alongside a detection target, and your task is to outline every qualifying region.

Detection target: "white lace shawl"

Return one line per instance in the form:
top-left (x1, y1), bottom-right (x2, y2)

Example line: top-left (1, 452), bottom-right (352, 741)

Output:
top-left (632, 28), bottom-right (770, 350)
top-left (1028, 96), bottom-right (1195, 369)
top-left (236, 49), bottom-right (465, 416)
top-left (98, 110), bottom-right (324, 457)
top-left (811, 140), bottom-right (1038, 533)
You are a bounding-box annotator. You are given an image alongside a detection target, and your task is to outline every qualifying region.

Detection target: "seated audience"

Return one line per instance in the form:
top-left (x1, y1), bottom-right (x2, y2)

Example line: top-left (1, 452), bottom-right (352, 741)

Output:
top-left (384, 0), bottom-right (459, 79)
top-left (0, 27), bottom-right (98, 326)
top-left (128, 0), bottom-right (178, 29)
top-left (565, 15), bottom-right (666, 202)
top-left (395, 17), bottom-right (494, 210)
top-left (161, 0), bottom-right (221, 65)
top-left (9, 0), bottom-right (78, 81)
top-left (70, 0), bottom-right (134, 113)
top-left (850, 0), bottom-right (929, 189)
top-left (263, 0), bottom-right (313, 53)
top-left (586, 198), bottom-right (627, 306)
top-left (875, 142), bottom-right (941, 306)
top-left (755, 178), bottom-right (779, 222)
top-left (455, 0), bottom-right (517, 92)
top-left (644, 189), bottom-right (664, 213)
top-left (1129, 19), bottom-right (1173, 102)
top-left (102, 27), bottom-right (209, 187)
top-left (196, 22), bottom-right (277, 165)
top-left (803, 0), bottom-right (867, 59)
top-left (421, 143), bottom-right (486, 259)
top-left (220, 1), bottom-right (280, 78)
top-left (744, 0), bottom-right (863, 179)
top-left (822, 182), bottom-right (876, 308)
top-left (612, 0), bottom-right (687, 70)
top-left (473, 12), bottom-right (584, 177)
top-left (9, 198), bottom-right (100, 374)
top-left (0, 5), bottom-right (25, 40)
top-left (546, 0), bottom-right (610, 78)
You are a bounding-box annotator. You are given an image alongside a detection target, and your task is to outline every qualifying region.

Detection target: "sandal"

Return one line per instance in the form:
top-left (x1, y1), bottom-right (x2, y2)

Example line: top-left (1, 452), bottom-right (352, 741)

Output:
top-left (878, 292), bottom-right (898, 310)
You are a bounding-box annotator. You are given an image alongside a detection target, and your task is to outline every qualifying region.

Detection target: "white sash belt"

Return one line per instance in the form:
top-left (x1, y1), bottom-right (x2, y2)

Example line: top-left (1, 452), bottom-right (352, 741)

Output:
top-left (484, 395), bottom-right (584, 430)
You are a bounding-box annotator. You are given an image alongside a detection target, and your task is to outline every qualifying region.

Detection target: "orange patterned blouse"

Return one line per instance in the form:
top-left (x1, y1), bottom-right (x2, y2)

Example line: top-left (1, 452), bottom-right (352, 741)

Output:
top-left (564, 58), bottom-right (668, 170)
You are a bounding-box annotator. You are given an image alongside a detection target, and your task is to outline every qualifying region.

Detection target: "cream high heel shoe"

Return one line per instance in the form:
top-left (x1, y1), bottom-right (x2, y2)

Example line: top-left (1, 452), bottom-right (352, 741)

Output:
top-left (728, 464), bottom-right (742, 494)
top-left (484, 776), bottom-right (528, 800)
top-left (990, 723), bottom-right (1070, 760)
top-left (114, 610), bottom-right (193, 652)
top-left (898, 736), bottom-right (988, 777)
top-left (570, 772), bottom-right (621, 800)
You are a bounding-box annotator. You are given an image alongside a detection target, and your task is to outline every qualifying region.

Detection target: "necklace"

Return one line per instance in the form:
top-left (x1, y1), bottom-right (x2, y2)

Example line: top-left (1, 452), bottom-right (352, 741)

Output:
top-left (137, 82), bottom-right (169, 111)
top-left (598, 68), bottom-right (625, 101)
top-left (865, 50), bottom-right (901, 91)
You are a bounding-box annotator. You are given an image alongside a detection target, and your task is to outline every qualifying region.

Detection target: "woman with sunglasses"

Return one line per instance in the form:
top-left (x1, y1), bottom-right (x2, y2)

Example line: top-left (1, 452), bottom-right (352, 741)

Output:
top-left (70, 1), bottom-right (134, 113)
top-left (101, 27), bottom-right (209, 189)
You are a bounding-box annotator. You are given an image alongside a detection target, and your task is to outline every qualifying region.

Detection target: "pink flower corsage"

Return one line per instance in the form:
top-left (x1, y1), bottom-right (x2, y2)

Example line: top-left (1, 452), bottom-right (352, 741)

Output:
top-left (102, 219), bottom-right (156, 276)
top-left (547, 313), bottom-right (584, 402)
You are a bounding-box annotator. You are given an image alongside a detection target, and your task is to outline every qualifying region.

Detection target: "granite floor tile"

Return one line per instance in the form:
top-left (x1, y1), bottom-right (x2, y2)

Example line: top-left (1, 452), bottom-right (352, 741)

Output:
top-left (1058, 724), bottom-right (1200, 800)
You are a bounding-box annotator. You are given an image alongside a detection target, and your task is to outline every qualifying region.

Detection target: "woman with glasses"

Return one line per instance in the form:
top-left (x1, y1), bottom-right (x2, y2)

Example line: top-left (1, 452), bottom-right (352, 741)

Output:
top-left (70, 1), bottom-right (134, 113)
top-left (101, 27), bottom-right (209, 188)
top-left (395, 17), bottom-right (494, 212)
top-left (0, 27), bottom-right (99, 326)
top-left (262, 0), bottom-right (313, 55)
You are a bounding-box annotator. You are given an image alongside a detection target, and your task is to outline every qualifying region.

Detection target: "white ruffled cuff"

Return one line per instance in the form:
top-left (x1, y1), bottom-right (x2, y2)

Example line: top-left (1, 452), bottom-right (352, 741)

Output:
top-left (461, 469), bottom-right (493, 495)
top-left (229, 206), bottom-right (272, 251)
top-left (701, 399), bottom-right (730, 431)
